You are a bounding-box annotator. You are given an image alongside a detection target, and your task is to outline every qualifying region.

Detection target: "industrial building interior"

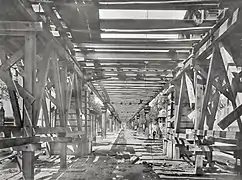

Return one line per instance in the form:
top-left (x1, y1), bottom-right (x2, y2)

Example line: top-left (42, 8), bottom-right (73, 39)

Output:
top-left (0, 0), bottom-right (242, 179)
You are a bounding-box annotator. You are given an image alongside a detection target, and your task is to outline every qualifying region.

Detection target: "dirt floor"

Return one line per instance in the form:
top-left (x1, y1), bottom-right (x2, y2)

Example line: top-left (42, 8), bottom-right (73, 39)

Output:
top-left (0, 129), bottom-right (241, 180)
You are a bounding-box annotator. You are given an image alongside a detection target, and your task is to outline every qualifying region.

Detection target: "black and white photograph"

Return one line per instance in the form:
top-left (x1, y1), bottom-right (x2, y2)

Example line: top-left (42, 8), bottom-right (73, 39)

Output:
top-left (0, 0), bottom-right (241, 179)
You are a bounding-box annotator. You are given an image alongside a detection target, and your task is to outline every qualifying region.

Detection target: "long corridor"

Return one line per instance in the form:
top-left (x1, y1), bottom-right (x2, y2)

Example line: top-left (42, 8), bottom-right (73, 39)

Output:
top-left (30, 129), bottom-right (238, 180)
top-left (51, 129), bottom-right (161, 180)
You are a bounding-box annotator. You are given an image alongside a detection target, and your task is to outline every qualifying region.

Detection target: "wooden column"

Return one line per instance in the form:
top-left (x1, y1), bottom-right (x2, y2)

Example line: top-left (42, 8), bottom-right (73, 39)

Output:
top-left (174, 75), bottom-right (185, 133)
top-left (110, 115), bottom-right (113, 132)
top-left (59, 60), bottom-right (68, 169)
top-left (194, 69), bottom-right (204, 130)
top-left (93, 114), bottom-right (97, 142)
top-left (193, 68), bottom-right (205, 175)
top-left (101, 106), bottom-right (107, 138)
top-left (23, 32), bottom-right (36, 180)
top-left (113, 117), bottom-right (116, 131)
top-left (74, 74), bottom-right (83, 156)
top-left (84, 88), bottom-right (88, 153)
top-left (109, 114), bottom-right (113, 132)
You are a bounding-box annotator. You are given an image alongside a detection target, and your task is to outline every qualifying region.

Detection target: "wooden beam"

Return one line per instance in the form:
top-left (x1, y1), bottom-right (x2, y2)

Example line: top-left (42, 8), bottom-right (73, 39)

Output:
top-left (42, 95), bottom-right (50, 127)
top-left (0, 49), bottom-right (23, 70)
top-left (80, 42), bottom-right (194, 50)
top-left (217, 42), bottom-right (242, 131)
top-left (85, 52), bottom-right (188, 61)
top-left (0, 137), bottom-right (33, 149)
top-left (0, 21), bottom-right (42, 36)
top-left (98, 1), bottom-right (219, 10)
top-left (100, 19), bottom-right (215, 30)
top-left (206, 90), bottom-right (220, 130)
top-left (0, 48), bottom-right (22, 127)
top-left (23, 32), bottom-right (36, 180)
top-left (57, 59), bottom-right (67, 169)
top-left (100, 26), bottom-right (212, 35)
top-left (174, 74), bottom-right (185, 133)
top-left (198, 47), bottom-right (219, 130)
top-left (34, 41), bottom-right (53, 124)
top-left (194, 8), bottom-right (242, 59)
top-left (195, 64), bottom-right (232, 100)
top-left (185, 73), bottom-right (195, 108)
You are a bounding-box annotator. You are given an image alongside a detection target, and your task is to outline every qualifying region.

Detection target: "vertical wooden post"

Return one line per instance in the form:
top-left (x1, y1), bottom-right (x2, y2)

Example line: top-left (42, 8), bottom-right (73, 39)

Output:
top-left (23, 32), bottom-right (36, 180)
top-left (110, 115), bottom-right (113, 132)
top-left (84, 87), bottom-right (91, 154)
top-left (59, 60), bottom-right (67, 169)
top-left (101, 106), bottom-right (107, 138)
top-left (193, 68), bottom-right (205, 175)
top-left (113, 117), bottom-right (116, 131)
top-left (199, 47), bottom-right (219, 130)
top-left (174, 74), bottom-right (185, 133)
top-left (74, 74), bottom-right (83, 156)
top-left (194, 69), bottom-right (204, 130)
top-left (93, 114), bottom-right (97, 142)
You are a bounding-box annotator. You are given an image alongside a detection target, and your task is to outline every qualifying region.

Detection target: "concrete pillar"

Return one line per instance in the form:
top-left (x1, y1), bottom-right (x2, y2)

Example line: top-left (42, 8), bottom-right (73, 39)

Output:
top-left (101, 106), bottom-right (107, 138)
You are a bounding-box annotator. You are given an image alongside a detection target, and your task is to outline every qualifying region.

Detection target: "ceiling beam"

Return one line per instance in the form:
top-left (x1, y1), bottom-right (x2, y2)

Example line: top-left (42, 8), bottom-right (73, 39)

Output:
top-left (97, 38), bottom-right (201, 43)
top-left (100, 19), bottom-right (215, 30)
top-left (85, 52), bottom-right (189, 61)
top-left (100, 26), bottom-right (212, 34)
top-left (80, 42), bottom-right (194, 50)
top-left (98, 1), bottom-right (219, 10)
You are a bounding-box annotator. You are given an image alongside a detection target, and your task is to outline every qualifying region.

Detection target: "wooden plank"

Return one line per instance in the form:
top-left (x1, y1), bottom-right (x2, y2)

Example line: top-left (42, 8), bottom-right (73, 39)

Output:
top-left (218, 42), bottom-right (242, 130)
top-left (58, 60), bottom-right (68, 169)
top-left (100, 26), bottom-right (212, 35)
top-left (35, 127), bottom-right (84, 136)
top-left (195, 65), bottom-right (232, 100)
top-left (100, 19), bottom-right (215, 30)
top-left (206, 90), bottom-right (220, 130)
top-left (34, 136), bottom-right (74, 143)
top-left (198, 47), bottom-right (219, 130)
top-left (0, 126), bottom-right (21, 133)
top-left (218, 104), bottom-right (242, 130)
top-left (98, 1), bottom-right (219, 10)
top-left (0, 48), bottom-right (22, 127)
top-left (80, 42), bottom-right (194, 50)
top-left (74, 74), bottom-right (82, 132)
top-left (34, 41), bottom-right (52, 124)
top-left (174, 74), bottom-right (185, 133)
top-left (185, 73), bottom-right (195, 108)
top-left (86, 52), bottom-right (188, 61)
top-left (194, 8), bottom-right (242, 59)
top-left (0, 137), bottom-right (33, 149)
top-left (23, 31), bottom-right (36, 180)
top-left (0, 49), bottom-right (23, 70)
top-left (0, 21), bottom-right (42, 35)
top-left (42, 95), bottom-right (50, 127)
top-left (194, 70), bottom-right (203, 130)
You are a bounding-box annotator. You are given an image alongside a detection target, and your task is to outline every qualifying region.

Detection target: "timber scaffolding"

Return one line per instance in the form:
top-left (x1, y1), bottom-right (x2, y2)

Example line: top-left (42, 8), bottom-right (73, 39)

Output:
top-left (0, 0), bottom-right (241, 179)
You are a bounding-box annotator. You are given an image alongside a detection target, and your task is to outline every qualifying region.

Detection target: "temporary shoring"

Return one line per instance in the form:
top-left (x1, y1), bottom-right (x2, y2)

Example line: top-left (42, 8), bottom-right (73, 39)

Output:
top-left (162, 7), bottom-right (242, 175)
top-left (0, 0), bottom-right (120, 179)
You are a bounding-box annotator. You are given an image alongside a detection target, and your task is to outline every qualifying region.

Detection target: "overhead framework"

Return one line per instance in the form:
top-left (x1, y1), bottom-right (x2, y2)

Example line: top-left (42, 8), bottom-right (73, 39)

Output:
top-left (0, 0), bottom-right (242, 179)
